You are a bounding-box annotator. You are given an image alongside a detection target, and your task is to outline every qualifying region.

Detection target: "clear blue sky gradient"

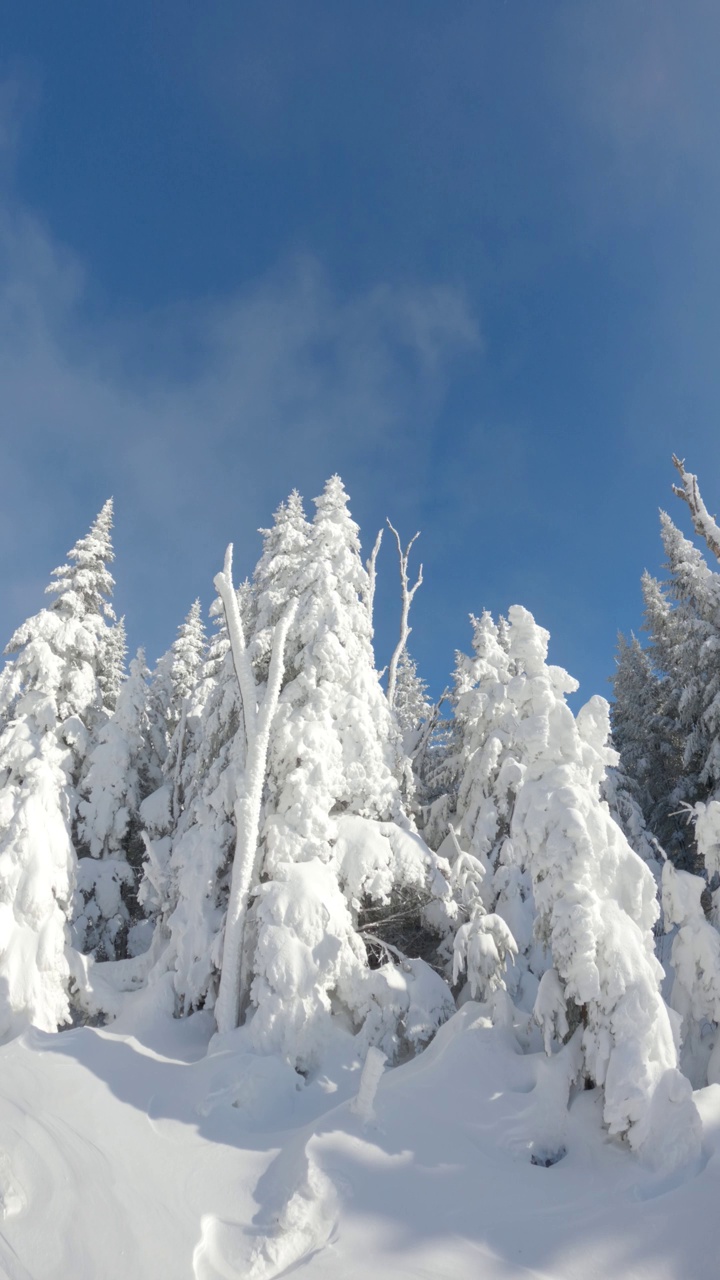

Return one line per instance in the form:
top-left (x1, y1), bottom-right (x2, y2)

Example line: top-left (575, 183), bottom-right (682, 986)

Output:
top-left (1, 1), bottom-right (720, 704)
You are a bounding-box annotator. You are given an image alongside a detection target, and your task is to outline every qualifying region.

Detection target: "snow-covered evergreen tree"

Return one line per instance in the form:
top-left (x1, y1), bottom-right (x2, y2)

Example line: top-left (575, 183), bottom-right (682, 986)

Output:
top-left (145, 599), bottom-right (206, 784)
top-left (617, 460), bottom-right (720, 871)
top-left (0, 501), bottom-right (117, 1034)
top-left (99, 615), bottom-right (127, 712)
top-left (449, 605), bottom-right (699, 1165)
top-left (234, 478), bottom-right (450, 1068)
top-left (661, 848), bottom-right (720, 1088)
top-left (250, 490), bottom-right (310, 684)
top-left (141, 591), bottom-right (246, 1011)
top-left (74, 651), bottom-right (153, 960)
top-left (445, 610), bottom-right (545, 1004)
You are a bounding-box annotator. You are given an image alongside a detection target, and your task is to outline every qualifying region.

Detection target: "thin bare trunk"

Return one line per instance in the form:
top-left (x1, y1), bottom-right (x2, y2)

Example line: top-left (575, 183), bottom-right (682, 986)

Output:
top-left (365, 528), bottom-right (383, 627)
top-left (386, 521), bottom-right (423, 709)
top-left (214, 544), bottom-right (258, 755)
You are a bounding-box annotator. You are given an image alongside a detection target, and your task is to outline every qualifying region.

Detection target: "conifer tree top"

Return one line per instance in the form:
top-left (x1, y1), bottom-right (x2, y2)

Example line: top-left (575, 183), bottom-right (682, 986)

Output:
top-left (46, 498), bottom-right (116, 622)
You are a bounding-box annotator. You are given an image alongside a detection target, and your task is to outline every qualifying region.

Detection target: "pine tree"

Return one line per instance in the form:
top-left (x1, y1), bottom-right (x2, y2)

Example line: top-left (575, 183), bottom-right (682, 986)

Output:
top-left (162, 600), bottom-right (207, 821)
top-left (250, 490), bottom-right (310, 685)
top-left (449, 606), bottom-right (699, 1167)
top-left (74, 651), bottom-right (153, 960)
top-left (99, 615), bottom-right (127, 712)
top-left (0, 501), bottom-right (116, 1034)
top-left (608, 633), bottom-right (665, 871)
top-left (447, 610), bottom-right (545, 1004)
top-left (239, 478), bottom-right (450, 1068)
top-left (142, 591), bottom-right (246, 1011)
top-left (146, 600), bottom-right (207, 792)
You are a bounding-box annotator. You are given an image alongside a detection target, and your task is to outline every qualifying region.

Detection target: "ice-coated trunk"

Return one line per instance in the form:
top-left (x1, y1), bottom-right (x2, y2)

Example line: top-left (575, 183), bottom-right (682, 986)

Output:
top-left (214, 598), bottom-right (296, 1035)
top-left (364, 528), bottom-right (383, 628)
top-left (170, 702), bottom-right (187, 822)
top-left (214, 544), bottom-right (258, 755)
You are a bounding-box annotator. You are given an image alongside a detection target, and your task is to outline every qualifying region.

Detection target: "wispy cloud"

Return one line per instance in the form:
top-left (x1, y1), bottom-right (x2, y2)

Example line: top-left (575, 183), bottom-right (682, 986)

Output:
top-left (0, 177), bottom-right (480, 659)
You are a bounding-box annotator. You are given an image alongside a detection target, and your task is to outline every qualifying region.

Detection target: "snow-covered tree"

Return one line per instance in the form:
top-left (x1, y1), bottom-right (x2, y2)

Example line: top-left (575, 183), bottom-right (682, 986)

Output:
top-left (146, 599), bottom-right (207, 794)
top-left (449, 605), bottom-right (700, 1166)
top-left (393, 651), bottom-right (432, 752)
top-left (240, 478), bottom-right (450, 1068)
top-left (617, 459), bottom-right (720, 871)
top-left (74, 651), bottom-right (154, 960)
top-left (163, 600), bottom-right (207, 822)
top-left (99, 615), bottom-right (127, 712)
top-left (141, 590), bottom-right (247, 1011)
top-left (661, 847), bottom-right (720, 1088)
top-left (0, 501), bottom-right (117, 1034)
top-left (445, 610), bottom-right (544, 1004)
top-left (250, 490), bottom-right (310, 684)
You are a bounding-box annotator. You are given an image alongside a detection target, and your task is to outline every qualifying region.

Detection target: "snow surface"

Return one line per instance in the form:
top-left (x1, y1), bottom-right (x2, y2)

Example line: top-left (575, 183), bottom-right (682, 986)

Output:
top-left (0, 993), bottom-right (716, 1279)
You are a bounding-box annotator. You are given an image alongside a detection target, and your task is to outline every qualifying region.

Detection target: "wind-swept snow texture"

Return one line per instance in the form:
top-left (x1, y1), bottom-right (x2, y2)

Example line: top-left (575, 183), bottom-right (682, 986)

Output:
top-left (0, 1000), bottom-right (715, 1279)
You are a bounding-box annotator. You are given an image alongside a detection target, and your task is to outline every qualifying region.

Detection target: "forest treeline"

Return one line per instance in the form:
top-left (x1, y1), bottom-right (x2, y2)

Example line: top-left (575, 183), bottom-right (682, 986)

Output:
top-left (1, 458), bottom-right (719, 1174)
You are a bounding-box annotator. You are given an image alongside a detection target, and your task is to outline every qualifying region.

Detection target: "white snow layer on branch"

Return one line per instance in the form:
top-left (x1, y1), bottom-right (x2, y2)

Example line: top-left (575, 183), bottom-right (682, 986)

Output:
top-left (672, 453), bottom-right (720, 564)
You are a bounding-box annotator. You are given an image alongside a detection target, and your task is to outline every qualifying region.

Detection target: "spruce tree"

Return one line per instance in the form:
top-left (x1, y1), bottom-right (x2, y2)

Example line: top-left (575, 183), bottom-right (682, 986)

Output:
top-left (142, 592), bottom-right (246, 1011)
top-left (449, 606), bottom-right (699, 1166)
top-left (74, 651), bottom-right (153, 960)
top-left (0, 501), bottom-right (116, 1033)
top-left (240, 478), bottom-right (450, 1068)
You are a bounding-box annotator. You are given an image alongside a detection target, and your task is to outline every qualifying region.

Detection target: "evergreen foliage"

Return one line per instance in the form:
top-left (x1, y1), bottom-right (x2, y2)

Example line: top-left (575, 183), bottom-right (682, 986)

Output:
top-left (0, 501), bottom-right (116, 1033)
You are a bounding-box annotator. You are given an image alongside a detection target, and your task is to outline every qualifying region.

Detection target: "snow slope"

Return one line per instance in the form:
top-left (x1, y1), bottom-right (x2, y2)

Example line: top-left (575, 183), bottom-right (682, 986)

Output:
top-left (0, 994), bottom-right (717, 1280)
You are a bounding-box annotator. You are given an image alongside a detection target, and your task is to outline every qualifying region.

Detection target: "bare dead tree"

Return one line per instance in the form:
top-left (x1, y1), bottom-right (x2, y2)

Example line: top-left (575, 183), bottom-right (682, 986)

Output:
top-left (365, 528), bottom-right (383, 627)
top-left (672, 454), bottom-right (720, 564)
top-left (386, 520), bottom-right (423, 709)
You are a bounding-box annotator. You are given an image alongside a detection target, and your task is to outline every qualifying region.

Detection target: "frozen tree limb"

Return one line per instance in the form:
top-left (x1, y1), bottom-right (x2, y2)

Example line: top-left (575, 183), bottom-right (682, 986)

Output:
top-left (215, 594), bottom-right (298, 1035)
top-left (365, 528), bottom-right (383, 627)
top-left (672, 454), bottom-right (720, 563)
top-left (214, 543), bottom-right (258, 753)
top-left (386, 521), bottom-right (423, 709)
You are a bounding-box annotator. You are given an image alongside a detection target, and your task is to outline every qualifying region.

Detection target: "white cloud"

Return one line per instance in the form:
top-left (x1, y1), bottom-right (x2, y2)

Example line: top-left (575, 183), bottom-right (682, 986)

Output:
top-left (0, 190), bottom-right (480, 659)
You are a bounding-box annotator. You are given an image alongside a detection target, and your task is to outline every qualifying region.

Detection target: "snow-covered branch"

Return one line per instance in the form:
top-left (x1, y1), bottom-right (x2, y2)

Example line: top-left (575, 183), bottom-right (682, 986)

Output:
top-left (672, 454), bottom-right (720, 564)
top-left (386, 521), bottom-right (423, 709)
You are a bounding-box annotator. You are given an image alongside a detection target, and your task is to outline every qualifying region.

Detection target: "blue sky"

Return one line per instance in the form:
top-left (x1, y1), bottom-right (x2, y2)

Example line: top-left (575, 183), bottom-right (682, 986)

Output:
top-left (1, 1), bottom-right (720, 702)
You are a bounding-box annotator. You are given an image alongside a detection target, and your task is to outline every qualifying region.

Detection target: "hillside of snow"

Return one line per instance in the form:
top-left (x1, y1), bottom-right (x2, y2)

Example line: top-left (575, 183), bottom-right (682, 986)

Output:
top-left (0, 992), bottom-right (717, 1280)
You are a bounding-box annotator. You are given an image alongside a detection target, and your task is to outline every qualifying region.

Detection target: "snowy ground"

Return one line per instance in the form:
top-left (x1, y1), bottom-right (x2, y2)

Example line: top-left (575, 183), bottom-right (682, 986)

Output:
top-left (0, 992), bottom-right (717, 1280)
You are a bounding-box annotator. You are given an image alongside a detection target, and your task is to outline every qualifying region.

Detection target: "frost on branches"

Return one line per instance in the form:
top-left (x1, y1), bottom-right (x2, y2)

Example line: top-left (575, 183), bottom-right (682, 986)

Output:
top-left (448, 605), bottom-right (700, 1167)
top-left (0, 460), bottom-right (713, 1179)
top-left (238, 478), bottom-right (450, 1069)
top-left (142, 592), bottom-right (245, 1011)
top-left (74, 652), bottom-right (154, 960)
top-left (662, 799), bottom-right (720, 1088)
top-left (0, 501), bottom-right (117, 1035)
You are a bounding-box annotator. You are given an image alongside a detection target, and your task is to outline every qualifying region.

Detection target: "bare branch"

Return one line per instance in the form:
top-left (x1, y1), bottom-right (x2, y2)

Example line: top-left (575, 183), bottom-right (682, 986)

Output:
top-left (671, 454), bottom-right (720, 563)
top-left (386, 520), bottom-right (424, 709)
top-left (365, 527), bottom-right (383, 627)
